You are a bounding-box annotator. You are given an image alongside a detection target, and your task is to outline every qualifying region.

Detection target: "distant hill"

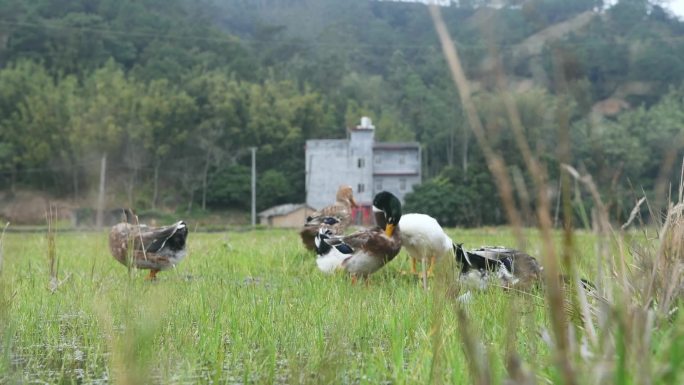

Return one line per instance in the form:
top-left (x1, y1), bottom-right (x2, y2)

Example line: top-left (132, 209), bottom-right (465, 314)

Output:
top-left (0, 0), bottom-right (682, 225)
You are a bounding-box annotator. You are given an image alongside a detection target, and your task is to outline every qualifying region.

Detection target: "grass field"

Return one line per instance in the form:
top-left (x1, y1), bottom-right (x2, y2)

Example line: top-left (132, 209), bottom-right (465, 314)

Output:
top-left (0, 226), bottom-right (682, 384)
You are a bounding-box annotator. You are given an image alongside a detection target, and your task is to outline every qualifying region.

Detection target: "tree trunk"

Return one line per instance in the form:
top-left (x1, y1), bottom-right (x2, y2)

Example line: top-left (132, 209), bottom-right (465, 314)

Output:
top-left (462, 123), bottom-right (469, 176)
top-left (95, 153), bottom-right (107, 230)
top-left (251, 147), bottom-right (256, 227)
top-left (72, 168), bottom-right (79, 201)
top-left (201, 152), bottom-right (210, 211)
top-left (152, 160), bottom-right (160, 209)
top-left (187, 188), bottom-right (194, 213)
top-left (423, 145), bottom-right (429, 179)
top-left (447, 123), bottom-right (455, 167)
top-left (127, 167), bottom-right (137, 208)
top-left (10, 167), bottom-right (16, 194)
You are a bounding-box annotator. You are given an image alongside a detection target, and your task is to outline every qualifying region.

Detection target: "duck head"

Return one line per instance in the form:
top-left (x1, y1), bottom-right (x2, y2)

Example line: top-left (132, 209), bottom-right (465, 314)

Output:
top-left (453, 243), bottom-right (468, 265)
top-left (372, 191), bottom-right (402, 237)
top-left (336, 185), bottom-right (358, 208)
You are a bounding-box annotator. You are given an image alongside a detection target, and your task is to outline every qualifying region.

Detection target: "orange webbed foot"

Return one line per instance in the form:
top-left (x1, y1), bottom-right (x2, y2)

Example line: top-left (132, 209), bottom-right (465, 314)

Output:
top-left (145, 270), bottom-right (159, 281)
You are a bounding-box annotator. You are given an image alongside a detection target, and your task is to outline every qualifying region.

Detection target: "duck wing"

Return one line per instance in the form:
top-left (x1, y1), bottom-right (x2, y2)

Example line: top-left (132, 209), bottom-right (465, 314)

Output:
top-left (328, 227), bottom-right (374, 249)
top-left (307, 202), bottom-right (352, 226)
top-left (315, 227), bottom-right (354, 255)
top-left (474, 246), bottom-right (542, 285)
top-left (460, 248), bottom-right (509, 272)
top-left (314, 227), bottom-right (355, 273)
top-left (136, 221), bottom-right (188, 253)
top-left (343, 227), bottom-right (401, 261)
top-left (320, 227), bottom-right (390, 256)
top-left (302, 216), bottom-right (344, 252)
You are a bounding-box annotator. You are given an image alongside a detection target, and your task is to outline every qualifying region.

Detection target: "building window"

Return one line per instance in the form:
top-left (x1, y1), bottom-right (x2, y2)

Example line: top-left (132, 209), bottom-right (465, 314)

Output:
top-left (358, 158), bottom-right (365, 168)
top-left (358, 183), bottom-right (365, 193)
top-left (400, 178), bottom-right (407, 191)
top-left (399, 155), bottom-right (405, 165)
top-left (375, 180), bottom-right (383, 191)
top-left (375, 155), bottom-right (382, 164)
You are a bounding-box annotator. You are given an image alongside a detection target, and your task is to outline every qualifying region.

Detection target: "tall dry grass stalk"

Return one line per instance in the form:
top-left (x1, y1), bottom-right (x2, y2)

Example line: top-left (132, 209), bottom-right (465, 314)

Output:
top-left (46, 205), bottom-right (59, 293)
top-left (428, 5), bottom-right (575, 384)
top-left (45, 205), bottom-right (70, 293)
top-left (0, 222), bottom-right (11, 381)
top-left (429, 3), bottom-right (684, 384)
top-left (429, 257), bottom-right (457, 385)
top-left (0, 222), bottom-right (8, 275)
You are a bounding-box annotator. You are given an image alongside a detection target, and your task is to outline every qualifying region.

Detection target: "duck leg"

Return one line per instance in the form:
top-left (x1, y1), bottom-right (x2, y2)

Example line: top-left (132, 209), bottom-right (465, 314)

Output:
top-left (145, 269), bottom-right (159, 281)
top-left (402, 257), bottom-right (419, 275)
top-left (421, 258), bottom-right (428, 290)
top-left (427, 256), bottom-right (437, 277)
top-left (351, 274), bottom-right (358, 285)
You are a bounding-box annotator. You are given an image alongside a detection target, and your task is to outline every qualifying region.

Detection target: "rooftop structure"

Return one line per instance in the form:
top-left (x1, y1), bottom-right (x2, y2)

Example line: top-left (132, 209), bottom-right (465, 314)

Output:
top-left (305, 117), bottom-right (422, 211)
top-left (258, 203), bottom-right (315, 228)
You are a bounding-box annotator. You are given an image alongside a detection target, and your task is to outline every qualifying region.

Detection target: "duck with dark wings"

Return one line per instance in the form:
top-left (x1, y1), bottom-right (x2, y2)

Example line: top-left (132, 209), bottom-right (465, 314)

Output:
top-left (300, 185), bottom-right (358, 251)
top-left (453, 243), bottom-right (542, 289)
top-left (314, 191), bottom-right (402, 283)
top-left (108, 220), bottom-right (188, 280)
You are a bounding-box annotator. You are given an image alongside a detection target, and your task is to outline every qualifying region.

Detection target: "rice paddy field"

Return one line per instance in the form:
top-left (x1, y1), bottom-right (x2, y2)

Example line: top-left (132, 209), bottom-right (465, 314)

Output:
top-left (0, 226), bottom-right (683, 384)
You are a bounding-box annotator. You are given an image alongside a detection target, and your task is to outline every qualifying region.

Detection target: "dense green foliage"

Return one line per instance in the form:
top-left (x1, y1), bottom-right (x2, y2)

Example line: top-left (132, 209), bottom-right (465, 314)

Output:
top-left (0, 0), bottom-right (683, 224)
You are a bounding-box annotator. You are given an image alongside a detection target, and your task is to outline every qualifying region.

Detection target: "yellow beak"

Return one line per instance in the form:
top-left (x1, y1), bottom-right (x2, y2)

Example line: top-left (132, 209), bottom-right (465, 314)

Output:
top-left (385, 223), bottom-right (395, 237)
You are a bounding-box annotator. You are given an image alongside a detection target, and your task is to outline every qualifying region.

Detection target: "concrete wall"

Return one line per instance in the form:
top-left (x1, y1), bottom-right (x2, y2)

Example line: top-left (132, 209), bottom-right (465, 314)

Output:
top-left (261, 207), bottom-right (315, 228)
top-left (348, 128), bottom-right (374, 205)
top-left (305, 125), bottom-right (422, 209)
top-left (373, 147), bottom-right (421, 202)
top-left (372, 175), bottom-right (421, 203)
top-left (373, 148), bottom-right (421, 175)
top-left (305, 139), bottom-right (354, 209)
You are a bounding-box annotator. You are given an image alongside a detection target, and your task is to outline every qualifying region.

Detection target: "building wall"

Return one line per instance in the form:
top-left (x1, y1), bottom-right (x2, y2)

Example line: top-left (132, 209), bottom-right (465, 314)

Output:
top-left (266, 207), bottom-right (315, 228)
top-left (305, 139), bottom-right (355, 209)
top-left (348, 128), bottom-right (374, 205)
top-left (372, 175), bottom-right (421, 203)
top-left (305, 122), bottom-right (421, 210)
top-left (372, 147), bottom-right (421, 202)
top-left (373, 148), bottom-right (421, 175)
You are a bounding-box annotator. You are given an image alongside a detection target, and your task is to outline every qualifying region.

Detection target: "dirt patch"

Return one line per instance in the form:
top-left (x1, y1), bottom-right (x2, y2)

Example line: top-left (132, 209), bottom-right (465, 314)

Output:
top-left (0, 190), bottom-right (76, 225)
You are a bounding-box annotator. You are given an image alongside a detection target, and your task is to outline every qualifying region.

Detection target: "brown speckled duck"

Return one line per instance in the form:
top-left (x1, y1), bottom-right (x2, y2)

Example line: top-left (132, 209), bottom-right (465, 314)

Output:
top-left (300, 185), bottom-right (357, 251)
top-left (108, 220), bottom-right (188, 279)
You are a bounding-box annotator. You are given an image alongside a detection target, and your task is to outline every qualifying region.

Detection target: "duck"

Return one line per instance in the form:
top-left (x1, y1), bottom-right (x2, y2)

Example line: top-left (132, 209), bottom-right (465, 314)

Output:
top-left (377, 210), bottom-right (453, 289)
top-left (453, 244), bottom-right (542, 289)
top-left (314, 191), bottom-right (402, 283)
top-left (108, 220), bottom-right (188, 280)
top-left (300, 185), bottom-right (358, 252)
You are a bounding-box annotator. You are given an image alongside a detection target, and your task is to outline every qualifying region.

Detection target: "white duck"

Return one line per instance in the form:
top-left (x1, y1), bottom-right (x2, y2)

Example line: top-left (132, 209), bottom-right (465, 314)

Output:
top-left (373, 192), bottom-right (453, 289)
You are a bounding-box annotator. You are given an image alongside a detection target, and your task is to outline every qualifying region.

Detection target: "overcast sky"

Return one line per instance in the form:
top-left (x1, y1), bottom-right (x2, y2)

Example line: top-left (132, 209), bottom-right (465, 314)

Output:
top-left (669, 0), bottom-right (684, 18)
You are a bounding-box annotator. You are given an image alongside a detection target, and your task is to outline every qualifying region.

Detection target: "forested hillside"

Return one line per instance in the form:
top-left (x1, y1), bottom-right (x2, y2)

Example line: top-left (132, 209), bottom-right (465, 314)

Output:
top-left (0, 0), bottom-right (683, 225)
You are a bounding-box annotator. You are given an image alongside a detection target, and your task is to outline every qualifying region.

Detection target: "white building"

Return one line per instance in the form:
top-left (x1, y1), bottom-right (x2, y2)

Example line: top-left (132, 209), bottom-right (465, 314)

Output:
top-left (305, 117), bottom-right (422, 212)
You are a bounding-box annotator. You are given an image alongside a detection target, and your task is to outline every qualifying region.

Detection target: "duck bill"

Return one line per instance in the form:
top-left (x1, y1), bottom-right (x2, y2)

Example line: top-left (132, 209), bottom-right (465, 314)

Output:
top-left (385, 223), bottom-right (395, 237)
